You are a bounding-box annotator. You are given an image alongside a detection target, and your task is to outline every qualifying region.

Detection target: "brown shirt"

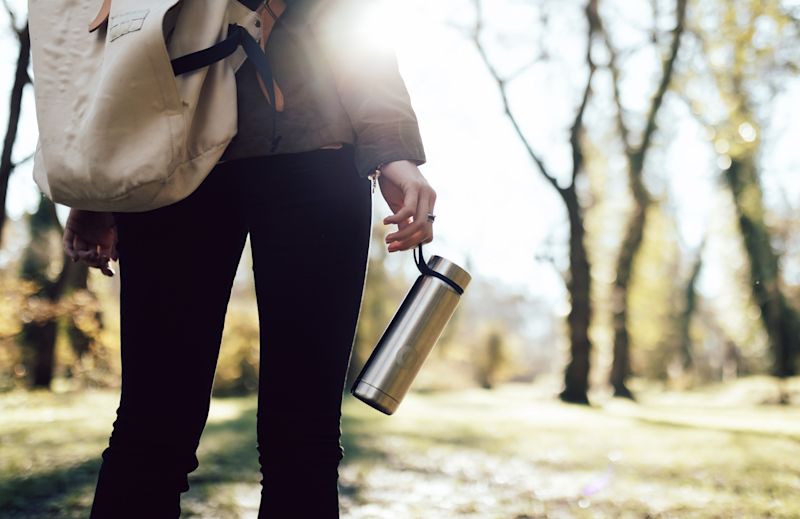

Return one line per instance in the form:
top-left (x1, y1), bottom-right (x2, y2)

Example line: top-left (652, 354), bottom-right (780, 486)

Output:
top-left (220, 0), bottom-right (427, 179)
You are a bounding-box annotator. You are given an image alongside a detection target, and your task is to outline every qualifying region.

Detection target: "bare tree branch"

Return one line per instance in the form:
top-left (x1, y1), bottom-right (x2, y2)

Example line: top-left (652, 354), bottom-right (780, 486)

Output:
top-left (14, 149), bottom-right (35, 168)
top-left (650, 0), bottom-right (660, 44)
top-left (676, 28), bottom-right (738, 138)
top-left (470, 0), bottom-right (565, 197)
top-left (534, 251), bottom-right (568, 286)
top-left (602, 0), bottom-right (688, 167)
top-left (505, 52), bottom-right (547, 82)
top-left (569, 0), bottom-right (599, 188)
top-left (673, 88), bottom-right (715, 130)
top-left (1, 0), bottom-right (18, 32)
top-left (600, 28), bottom-right (633, 156)
top-left (637, 0), bottom-right (688, 164)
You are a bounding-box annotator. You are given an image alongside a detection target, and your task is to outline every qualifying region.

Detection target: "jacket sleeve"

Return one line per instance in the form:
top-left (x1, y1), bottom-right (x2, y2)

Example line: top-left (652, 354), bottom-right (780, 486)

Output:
top-left (308, 0), bottom-right (427, 178)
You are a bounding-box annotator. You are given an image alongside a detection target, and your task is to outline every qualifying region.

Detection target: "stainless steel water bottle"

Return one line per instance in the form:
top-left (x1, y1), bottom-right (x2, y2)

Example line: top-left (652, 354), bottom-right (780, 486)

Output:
top-left (351, 245), bottom-right (471, 415)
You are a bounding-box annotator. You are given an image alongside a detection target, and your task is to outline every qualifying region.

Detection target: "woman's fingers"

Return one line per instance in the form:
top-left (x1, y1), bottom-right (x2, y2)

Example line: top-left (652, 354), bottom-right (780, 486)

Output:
top-left (98, 259), bottom-right (115, 277)
top-left (73, 242), bottom-right (108, 271)
top-left (97, 240), bottom-right (114, 262)
top-left (63, 228), bottom-right (77, 261)
top-left (387, 189), bottom-right (435, 252)
top-left (75, 248), bottom-right (98, 263)
top-left (77, 249), bottom-right (114, 276)
top-left (383, 185), bottom-right (418, 226)
top-left (386, 187), bottom-right (433, 242)
top-left (389, 229), bottom-right (427, 251)
top-left (73, 235), bottom-right (89, 253)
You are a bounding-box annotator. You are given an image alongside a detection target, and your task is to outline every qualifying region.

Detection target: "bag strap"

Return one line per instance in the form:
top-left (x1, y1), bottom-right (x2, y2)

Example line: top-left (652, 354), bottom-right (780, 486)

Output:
top-left (170, 22), bottom-right (283, 151)
top-left (170, 24), bottom-right (242, 75)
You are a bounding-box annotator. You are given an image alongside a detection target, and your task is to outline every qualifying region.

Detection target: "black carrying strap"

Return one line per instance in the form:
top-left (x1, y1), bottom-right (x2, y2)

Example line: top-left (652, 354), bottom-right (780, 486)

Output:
top-left (413, 243), bottom-right (464, 295)
top-left (238, 0), bottom-right (266, 10)
top-left (171, 23), bottom-right (240, 76)
top-left (170, 23), bottom-right (282, 151)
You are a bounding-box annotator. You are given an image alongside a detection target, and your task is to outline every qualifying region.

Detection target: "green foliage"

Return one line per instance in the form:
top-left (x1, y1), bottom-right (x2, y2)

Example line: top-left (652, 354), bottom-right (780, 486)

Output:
top-left (683, 0), bottom-right (800, 377)
top-left (211, 239), bottom-right (263, 396)
top-left (628, 204), bottom-right (682, 379)
top-left (214, 301), bottom-right (260, 396)
top-left (0, 272), bottom-right (37, 390)
top-left (471, 321), bottom-right (511, 389)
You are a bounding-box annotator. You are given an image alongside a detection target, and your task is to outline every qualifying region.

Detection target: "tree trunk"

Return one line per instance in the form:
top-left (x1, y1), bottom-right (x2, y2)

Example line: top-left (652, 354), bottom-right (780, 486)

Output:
top-left (726, 157), bottom-right (798, 377)
top-left (64, 262), bottom-right (95, 360)
top-left (20, 196), bottom-right (70, 389)
top-left (676, 248), bottom-right (703, 371)
top-left (0, 22), bottom-right (31, 248)
top-left (560, 189), bottom-right (592, 405)
top-left (23, 320), bottom-right (58, 388)
top-left (472, 0), bottom-right (597, 405)
top-left (604, 0), bottom-right (687, 400)
top-left (610, 199), bottom-right (647, 399)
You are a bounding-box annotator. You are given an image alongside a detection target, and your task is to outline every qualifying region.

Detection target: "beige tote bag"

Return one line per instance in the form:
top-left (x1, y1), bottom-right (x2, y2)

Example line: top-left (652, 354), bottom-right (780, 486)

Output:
top-left (29, 0), bottom-right (263, 212)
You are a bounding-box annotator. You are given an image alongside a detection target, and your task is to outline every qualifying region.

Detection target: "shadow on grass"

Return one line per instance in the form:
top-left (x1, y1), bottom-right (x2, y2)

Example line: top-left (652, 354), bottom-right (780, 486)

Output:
top-left (340, 399), bottom-right (392, 464)
top-left (186, 397), bottom-right (389, 501)
top-left (0, 457), bottom-right (101, 519)
top-left (1, 394), bottom-right (387, 518)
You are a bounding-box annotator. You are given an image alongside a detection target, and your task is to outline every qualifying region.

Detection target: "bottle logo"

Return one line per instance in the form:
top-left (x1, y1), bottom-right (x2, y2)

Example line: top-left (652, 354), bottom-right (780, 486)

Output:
top-left (395, 345), bottom-right (418, 369)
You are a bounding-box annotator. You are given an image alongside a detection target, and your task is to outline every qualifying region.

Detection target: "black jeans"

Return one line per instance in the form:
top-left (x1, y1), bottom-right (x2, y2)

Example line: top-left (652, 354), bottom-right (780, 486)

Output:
top-left (90, 145), bottom-right (372, 518)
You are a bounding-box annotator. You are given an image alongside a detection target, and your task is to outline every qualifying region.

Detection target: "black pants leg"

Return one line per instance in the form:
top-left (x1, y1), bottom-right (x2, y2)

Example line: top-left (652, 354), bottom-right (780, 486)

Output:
top-left (90, 145), bottom-right (372, 518)
top-left (244, 149), bottom-right (372, 518)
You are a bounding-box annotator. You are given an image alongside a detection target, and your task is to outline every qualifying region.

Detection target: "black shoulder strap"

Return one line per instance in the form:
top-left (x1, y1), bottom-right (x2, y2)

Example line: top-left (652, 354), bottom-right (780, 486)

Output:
top-left (170, 24), bottom-right (241, 76)
top-left (172, 24), bottom-right (275, 87)
top-left (170, 24), bottom-right (276, 111)
top-left (169, 5), bottom-right (287, 152)
top-left (237, 0), bottom-right (264, 11)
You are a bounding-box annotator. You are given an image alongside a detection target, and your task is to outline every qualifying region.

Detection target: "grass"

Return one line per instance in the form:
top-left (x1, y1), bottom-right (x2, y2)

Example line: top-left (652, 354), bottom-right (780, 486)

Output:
top-left (1, 377), bottom-right (799, 518)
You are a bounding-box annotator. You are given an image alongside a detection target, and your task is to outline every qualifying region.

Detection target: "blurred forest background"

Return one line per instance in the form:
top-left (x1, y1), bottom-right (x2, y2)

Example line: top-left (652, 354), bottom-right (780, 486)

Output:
top-left (2, 0), bottom-right (800, 517)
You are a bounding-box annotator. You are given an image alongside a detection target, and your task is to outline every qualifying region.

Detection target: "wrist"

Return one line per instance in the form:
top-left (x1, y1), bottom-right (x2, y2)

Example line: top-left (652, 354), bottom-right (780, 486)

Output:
top-left (379, 159), bottom-right (416, 170)
top-left (70, 209), bottom-right (116, 227)
top-left (375, 160), bottom-right (419, 178)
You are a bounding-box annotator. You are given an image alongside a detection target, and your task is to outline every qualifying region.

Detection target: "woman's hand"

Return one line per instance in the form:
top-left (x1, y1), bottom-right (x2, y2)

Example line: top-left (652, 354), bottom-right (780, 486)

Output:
top-left (378, 160), bottom-right (436, 253)
top-left (63, 209), bottom-right (118, 277)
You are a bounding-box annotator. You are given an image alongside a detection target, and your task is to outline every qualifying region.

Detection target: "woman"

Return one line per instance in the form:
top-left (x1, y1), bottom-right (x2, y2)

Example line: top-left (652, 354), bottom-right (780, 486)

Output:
top-left (62, 0), bottom-right (435, 517)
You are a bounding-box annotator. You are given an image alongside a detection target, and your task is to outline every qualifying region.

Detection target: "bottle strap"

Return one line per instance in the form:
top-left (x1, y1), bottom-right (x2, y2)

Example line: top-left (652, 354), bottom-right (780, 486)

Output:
top-left (413, 243), bottom-right (464, 295)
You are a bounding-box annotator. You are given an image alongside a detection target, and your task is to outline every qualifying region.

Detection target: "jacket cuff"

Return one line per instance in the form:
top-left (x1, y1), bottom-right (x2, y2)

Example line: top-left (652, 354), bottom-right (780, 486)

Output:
top-left (353, 121), bottom-right (427, 179)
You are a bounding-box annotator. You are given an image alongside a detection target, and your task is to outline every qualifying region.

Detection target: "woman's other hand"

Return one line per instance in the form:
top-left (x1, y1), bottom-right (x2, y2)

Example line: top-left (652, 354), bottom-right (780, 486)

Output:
top-left (379, 160), bottom-right (436, 253)
top-left (63, 209), bottom-right (118, 277)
